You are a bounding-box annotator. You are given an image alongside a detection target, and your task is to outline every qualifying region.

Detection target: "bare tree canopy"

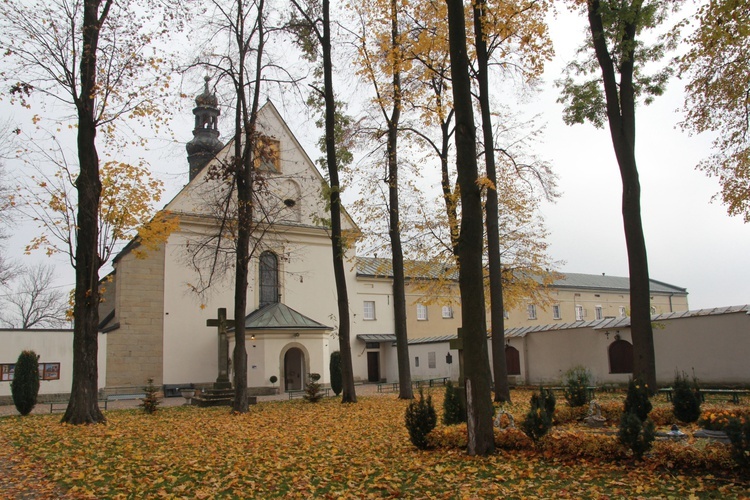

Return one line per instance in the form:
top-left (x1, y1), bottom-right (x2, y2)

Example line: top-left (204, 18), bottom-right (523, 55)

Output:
top-left (0, 262), bottom-right (69, 329)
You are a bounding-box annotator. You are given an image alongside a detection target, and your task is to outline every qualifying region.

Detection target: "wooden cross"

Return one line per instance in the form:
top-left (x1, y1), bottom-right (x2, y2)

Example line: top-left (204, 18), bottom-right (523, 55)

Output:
top-left (207, 308), bottom-right (234, 389)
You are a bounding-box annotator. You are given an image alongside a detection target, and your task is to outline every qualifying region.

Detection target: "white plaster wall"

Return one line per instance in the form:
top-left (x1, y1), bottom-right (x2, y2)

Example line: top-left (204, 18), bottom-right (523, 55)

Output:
top-left (653, 312), bottom-right (750, 384)
top-left (0, 330), bottom-right (107, 397)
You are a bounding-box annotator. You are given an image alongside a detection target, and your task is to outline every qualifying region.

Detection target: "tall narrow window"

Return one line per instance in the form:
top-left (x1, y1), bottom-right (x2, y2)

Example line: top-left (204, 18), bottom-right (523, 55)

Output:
top-left (417, 303), bottom-right (428, 321)
top-left (259, 251), bottom-right (279, 307)
top-left (428, 352), bottom-right (436, 369)
top-left (619, 306), bottom-right (627, 318)
top-left (552, 305), bottom-right (561, 320)
top-left (527, 304), bottom-right (537, 320)
top-left (441, 305), bottom-right (453, 319)
top-left (363, 301), bottom-right (376, 320)
top-left (575, 305), bottom-right (585, 321)
top-left (595, 306), bottom-right (603, 320)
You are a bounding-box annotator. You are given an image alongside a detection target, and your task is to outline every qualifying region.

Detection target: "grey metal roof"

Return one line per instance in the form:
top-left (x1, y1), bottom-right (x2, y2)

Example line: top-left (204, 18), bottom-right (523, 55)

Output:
top-left (503, 304), bottom-right (750, 337)
top-left (234, 303), bottom-right (332, 331)
top-left (356, 257), bottom-right (687, 295)
top-left (357, 334), bottom-right (397, 342)
top-left (549, 272), bottom-right (687, 295)
top-left (356, 257), bottom-right (457, 280)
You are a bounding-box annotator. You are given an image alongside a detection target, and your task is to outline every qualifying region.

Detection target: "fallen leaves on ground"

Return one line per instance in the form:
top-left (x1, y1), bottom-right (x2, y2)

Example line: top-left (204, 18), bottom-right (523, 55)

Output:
top-left (0, 391), bottom-right (748, 499)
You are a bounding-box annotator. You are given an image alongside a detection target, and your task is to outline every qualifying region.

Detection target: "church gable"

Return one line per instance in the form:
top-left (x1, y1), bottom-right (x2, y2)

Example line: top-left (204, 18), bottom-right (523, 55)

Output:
top-left (166, 101), bottom-right (357, 233)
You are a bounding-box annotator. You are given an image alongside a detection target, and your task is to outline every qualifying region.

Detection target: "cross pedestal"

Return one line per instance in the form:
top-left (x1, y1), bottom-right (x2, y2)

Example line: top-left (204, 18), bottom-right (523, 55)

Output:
top-left (207, 307), bottom-right (234, 390)
top-left (448, 327), bottom-right (467, 418)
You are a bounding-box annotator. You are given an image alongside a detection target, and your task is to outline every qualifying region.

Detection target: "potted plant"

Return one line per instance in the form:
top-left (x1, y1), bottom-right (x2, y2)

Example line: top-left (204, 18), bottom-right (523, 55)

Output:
top-left (270, 375), bottom-right (278, 394)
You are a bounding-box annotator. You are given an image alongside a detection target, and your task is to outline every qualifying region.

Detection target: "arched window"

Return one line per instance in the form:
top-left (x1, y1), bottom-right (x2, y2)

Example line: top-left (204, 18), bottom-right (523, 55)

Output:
top-left (505, 345), bottom-right (521, 376)
top-left (609, 339), bottom-right (633, 374)
top-left (259, 251), bottom-right (279, 307)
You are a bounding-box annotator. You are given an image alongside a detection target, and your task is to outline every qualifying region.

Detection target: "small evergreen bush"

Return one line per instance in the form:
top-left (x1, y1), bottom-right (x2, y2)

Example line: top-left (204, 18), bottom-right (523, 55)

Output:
top-left (540, 386), bottom-right (556, 417)
top-left (442, 380), bottom-right (465, 426)
top-left (618, 410), bottom-right (655, 460)
top-left (521, 390), bottom-right (553, 444)
top-left (405, 389), bottom-right (437, 450)
top-left (624, 378), bottom-right (652, 422)
top-left (725, 416), bottom-right (750, 466)
top-left (672, 372), bottom-right (701, 424)
top-left (10, 350), bottom-right (40, 416)
top-left (140, 378), bottom-right (161, 414)
top-left (563, 366), bottom-right (592, 407)
top-left (304, 373), bottom-right (323, 402)
top-left (329, 351), bottom-right (342, 396)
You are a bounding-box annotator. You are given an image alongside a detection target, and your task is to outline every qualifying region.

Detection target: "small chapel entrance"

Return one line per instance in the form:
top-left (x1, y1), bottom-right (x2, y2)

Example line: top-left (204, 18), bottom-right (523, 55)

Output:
top-left (284, 347), bottom-right (305, 391)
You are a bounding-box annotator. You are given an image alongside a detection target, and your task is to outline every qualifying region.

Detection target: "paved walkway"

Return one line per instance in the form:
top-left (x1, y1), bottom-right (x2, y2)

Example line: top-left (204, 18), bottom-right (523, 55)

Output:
top-left (0, 383), bottom-right (389, 417)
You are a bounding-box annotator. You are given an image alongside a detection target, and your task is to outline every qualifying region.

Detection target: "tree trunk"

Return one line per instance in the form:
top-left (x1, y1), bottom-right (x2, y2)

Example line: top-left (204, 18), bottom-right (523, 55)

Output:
top-left (231, 0), bottom-right (265, 413)
top-left (385, 0), bottom-right (412, 400)
top-left (587, 0), bottom-right (656, 391)
top-left (446, 0), bottom-right (494, 455)
top-left (322, 0), bottom-right (356, 403)
top-left (62, 0), bottom-right (111, 425)
top-left (473, 0), bottom-right (510, 403)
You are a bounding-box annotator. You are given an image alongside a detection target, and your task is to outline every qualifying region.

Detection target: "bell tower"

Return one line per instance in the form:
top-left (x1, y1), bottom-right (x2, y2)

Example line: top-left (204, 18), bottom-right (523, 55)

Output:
top-left (186, 76), bottom-right (224, 180)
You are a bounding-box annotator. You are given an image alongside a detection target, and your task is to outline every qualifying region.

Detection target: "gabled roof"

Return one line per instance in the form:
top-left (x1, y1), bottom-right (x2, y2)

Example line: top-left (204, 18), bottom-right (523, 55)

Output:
top-left (355, 257), bottom-right (687, 295)
top-left (233, 302), bottom-right (332, 331)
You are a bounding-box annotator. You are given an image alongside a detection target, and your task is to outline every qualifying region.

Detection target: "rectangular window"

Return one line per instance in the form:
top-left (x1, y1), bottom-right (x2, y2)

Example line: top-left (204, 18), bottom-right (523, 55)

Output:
top-left (527, 304), bottom-right (537, 320)
top-left (503, 309), bottom-right (509, 319)
top-left (575, 305), bottom-right (585, 321)
top-left (363, 301), bottom-right (376, 320)
top-left (595, 306), bottom-right (603, 320)
top-left (417, 303), bottom-right (428, 321)
top-left (441, 305), bottom-right (453, 319)
top-left (255, 136), bottom-right (281, 172)
top-left (365, 342), bottom-right (379, 349)
top-left (428, 352), bottom-right (436, 369)
top-left (619, 306), bottom-right (627, 318)
top-left (414, 356), bottom-right (419, 367)
top-left (552, 304), bottom-right (561, 320)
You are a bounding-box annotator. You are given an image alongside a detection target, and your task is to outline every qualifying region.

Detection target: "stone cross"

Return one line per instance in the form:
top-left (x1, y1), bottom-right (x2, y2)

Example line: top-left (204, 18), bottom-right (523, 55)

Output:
top-left (448, 327), bottom-right (467, 415)
top-left (207, 308), bottom-right (234, 389)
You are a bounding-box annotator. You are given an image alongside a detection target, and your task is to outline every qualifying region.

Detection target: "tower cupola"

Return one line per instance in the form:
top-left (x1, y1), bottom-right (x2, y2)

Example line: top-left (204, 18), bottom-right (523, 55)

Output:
top-left (186, 76), bottom-right (224, 180)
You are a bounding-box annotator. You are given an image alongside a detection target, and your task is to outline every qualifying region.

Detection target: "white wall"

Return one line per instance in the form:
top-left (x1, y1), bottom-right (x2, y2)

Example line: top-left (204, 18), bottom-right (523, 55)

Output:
top-left (0, 329), bottom-right (107, 397)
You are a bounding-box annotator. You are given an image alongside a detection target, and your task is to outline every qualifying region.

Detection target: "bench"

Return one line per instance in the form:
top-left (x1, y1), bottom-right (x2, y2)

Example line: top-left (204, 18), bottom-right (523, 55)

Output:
top-left (660, 387), bottom-right (749, 404)
top-left (377, 382), bottom-right (399, 393)
top-left (50, 400), bottom-right (109, 413)
top-left (543, 386), bottom-right (598, 399)
top-left (288, 387), bottom-right (331, 400)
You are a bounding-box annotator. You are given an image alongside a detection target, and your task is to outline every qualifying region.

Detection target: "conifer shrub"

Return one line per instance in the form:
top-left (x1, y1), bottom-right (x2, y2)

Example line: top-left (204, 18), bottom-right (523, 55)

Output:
top-left (618, 378), bottom-right (655, 459)
top-left (304, 373), bottom-right (323, 402)
top-left (521, 390), bottom-right (553, 444)
top-left (624, 378), bottom-right (652, 422)
top-left (618, 410), bottom-right (655, 460)
top-left (540, 386), bottom-right (556, 417)
top-left (10, 350), bottom-right (40, 416)
top-left (563, 365), bottom-right (592, 407)
top-left (442, 380), bottom-right (465, 426)
top-left (329, 351), bottom-right (342, 396)
top-left (140, 378), bottom-right (161, 414)
top-left (269, 375), bottom-right (278, 386)
top-left (672, 372), bottom-right (701, 424)
top-left (724, 416), bottom-right (750, 466)
top-left (405, 389), bottom-right (437, 450)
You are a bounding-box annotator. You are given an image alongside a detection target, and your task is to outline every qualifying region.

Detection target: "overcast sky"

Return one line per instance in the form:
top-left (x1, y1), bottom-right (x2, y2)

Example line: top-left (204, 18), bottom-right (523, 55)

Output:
top-left (2, 3), bottom-right (748, 312)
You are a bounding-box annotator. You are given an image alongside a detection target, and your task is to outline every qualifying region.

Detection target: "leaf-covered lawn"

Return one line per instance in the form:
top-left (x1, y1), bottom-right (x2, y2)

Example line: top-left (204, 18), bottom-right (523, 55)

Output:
top-left (0, 392), bottom-right (747, 498)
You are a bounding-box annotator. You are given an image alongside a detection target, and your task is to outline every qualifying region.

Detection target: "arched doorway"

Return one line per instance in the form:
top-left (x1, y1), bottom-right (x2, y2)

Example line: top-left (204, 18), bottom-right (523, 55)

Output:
top-left (505, 345), bottom-right (521, 376)
top-left (284, 347), bottom-right (305, 391)
top-left (608, 339), bottom-right (633, 374)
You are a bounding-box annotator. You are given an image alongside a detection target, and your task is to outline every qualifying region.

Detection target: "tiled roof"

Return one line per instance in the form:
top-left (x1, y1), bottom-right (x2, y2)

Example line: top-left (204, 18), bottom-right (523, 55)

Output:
top-left (234, 303), bottom-right (332, 330)
top-left (355, 257), bottom-right (687, 295)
